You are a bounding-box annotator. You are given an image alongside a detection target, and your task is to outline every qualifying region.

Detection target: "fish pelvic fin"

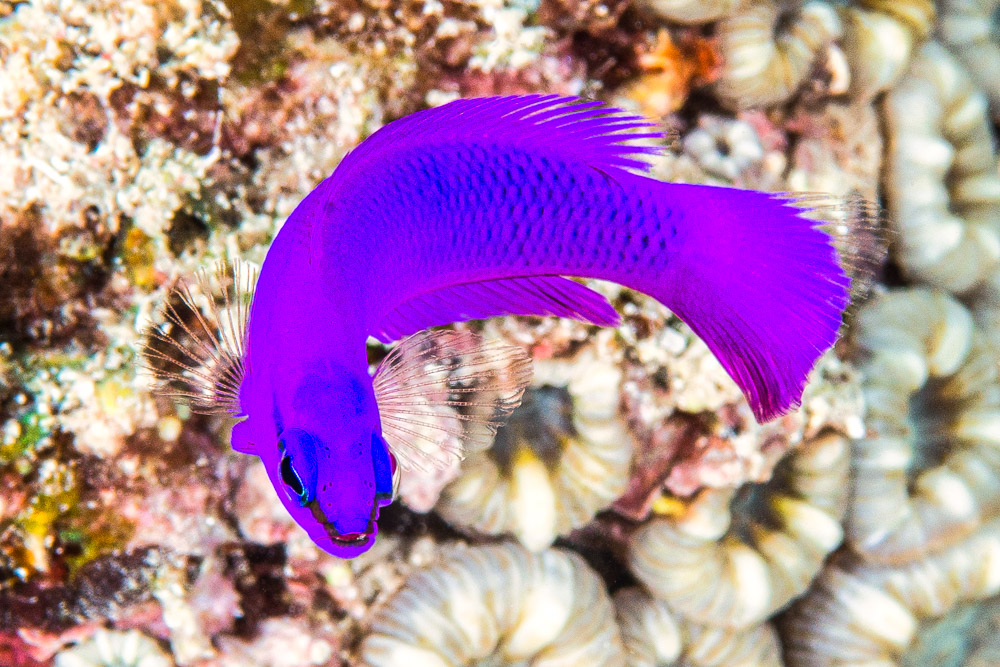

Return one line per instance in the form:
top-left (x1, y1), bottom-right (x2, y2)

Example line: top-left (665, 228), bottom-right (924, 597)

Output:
top-left (660, 188), bottom-right (885, 422)
top-left (140, 260), bottom-right (257, 417)
top-left (372, 329), bottom-right (532, 472)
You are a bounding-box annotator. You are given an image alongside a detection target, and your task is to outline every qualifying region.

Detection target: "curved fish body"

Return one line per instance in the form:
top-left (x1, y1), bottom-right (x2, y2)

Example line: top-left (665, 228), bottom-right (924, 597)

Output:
top-left (175, 96), bottom-right (866, 558)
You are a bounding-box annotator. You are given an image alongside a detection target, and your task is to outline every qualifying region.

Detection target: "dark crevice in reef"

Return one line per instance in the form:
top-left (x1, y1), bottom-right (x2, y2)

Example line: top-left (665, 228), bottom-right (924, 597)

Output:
top-left (0, 204), bottom-right (118, 349)
top-left (0, 548), bottom-right (161, 633)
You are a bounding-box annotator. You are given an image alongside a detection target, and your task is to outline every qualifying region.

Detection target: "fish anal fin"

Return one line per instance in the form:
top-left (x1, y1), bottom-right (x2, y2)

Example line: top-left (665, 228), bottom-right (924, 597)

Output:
top-left (373, 276), bottom-right (621, 343)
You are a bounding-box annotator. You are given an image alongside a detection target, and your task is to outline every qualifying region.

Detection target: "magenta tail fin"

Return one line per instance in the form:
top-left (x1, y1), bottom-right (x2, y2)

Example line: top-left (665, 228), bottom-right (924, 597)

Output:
top-left (657, 187), bottom-right (881, 421)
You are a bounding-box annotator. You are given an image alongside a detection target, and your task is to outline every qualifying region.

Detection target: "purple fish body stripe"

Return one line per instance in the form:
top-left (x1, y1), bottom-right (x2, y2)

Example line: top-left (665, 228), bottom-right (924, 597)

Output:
top-left (236, 95), bottom-right (853, 558)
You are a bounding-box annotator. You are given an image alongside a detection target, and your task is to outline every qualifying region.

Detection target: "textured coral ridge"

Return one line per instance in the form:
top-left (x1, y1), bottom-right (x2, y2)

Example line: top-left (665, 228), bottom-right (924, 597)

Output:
top-left (2, 0), bottom-right (1000, 665)
top-left (360, 542), bottom-right (625, 666)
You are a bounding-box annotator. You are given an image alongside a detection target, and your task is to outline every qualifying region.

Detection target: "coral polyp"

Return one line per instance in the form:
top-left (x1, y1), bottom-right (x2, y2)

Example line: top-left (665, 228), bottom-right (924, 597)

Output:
top-left (637, 0), bottom-right (740, 24)
top-left (847, 288), bottom-right (1000, 564)
top-left (713, 0), bottom-right (842, 109)
top-left (359, 542), bottom-right (625, 666)
top-left (781, 523), bottom-right (1000, 665)
top-left (939, 0), bottom-right (1000, 120)
top-left (883, 42), bottom-right (1000, 294)
top-left (837, 3), bottom-right (931, 99)
top-left (628, 432), bottom-right (850, 628)
top-left (614, 586), bottom-right (781, 667)
top-left (54, 629), bottom-right (171, 667)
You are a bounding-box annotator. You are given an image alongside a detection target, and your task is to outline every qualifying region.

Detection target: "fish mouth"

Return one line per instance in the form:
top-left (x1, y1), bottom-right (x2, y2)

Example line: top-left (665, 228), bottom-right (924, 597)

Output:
top-left (330, 531), bottom-right (371, 547)
top-left (312, 499), bottom-right (380, 546)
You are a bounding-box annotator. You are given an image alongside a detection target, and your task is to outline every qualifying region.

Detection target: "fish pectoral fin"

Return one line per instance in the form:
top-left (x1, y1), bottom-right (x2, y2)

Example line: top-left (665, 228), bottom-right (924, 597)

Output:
top-left (372, 276), bottom-right (621, 344)
top-left (372, 329), bottom-right (533, 472)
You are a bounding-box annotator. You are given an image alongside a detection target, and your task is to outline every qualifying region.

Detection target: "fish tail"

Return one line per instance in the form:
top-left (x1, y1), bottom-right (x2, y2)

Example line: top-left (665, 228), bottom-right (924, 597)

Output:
top-left (650, 186), bottom-right (882, 421)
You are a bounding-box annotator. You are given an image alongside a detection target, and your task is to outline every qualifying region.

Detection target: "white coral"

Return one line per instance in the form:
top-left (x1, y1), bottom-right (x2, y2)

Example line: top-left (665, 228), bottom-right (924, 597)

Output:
top-left (55, 629), bottom-right (171, 667)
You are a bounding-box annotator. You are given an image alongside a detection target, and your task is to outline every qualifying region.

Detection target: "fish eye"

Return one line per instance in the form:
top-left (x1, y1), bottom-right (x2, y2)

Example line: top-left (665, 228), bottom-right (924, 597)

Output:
top-left (280, 454), bottom-right (309, 506)
top-left (277, 428), bottom-right (319, 507)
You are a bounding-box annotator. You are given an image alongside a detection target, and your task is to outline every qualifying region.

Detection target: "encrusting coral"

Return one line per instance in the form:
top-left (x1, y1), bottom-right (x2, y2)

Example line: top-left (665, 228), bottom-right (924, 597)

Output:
top-left (359, 541), bottom-right (625, 666)
top-left (883, 41), bottom-right (1000, 295)
top-left (847, 288), bottom-right (1000, 564)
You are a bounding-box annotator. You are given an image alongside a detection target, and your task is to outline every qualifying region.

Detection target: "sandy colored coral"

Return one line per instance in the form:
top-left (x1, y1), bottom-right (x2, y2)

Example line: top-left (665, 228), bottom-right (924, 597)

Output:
top-left (54, 629), bottom-right (171, 667)
top-left (436, 332), bottom-right (634, 551)
top-left (847, 288), bottom-right (1000, 564)
top-left (837, 5), bottom-right (921, 100)
top-left (359, 542), bottom-right (625, 666)
top-left (939, 0), bottom-right (1000, 120)
top-left (628, 432), bottom-right (850, 629)
top-left (713, 0), bottom-right (842, 109)
top-left (637, 0), bottom-right (740, 25)
top-left (883, 41), bottom-right (1000, 294)
top-left (614, 586), bottom-right (781, 667)
top-left (782, 522), bottom-right (1000, 665)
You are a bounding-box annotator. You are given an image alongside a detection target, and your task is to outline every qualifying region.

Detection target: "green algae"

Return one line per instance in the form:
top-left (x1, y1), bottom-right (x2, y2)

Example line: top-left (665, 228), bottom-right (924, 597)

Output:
top-left (0, 412), bottom-right (46, 467)
top-left (6, 455), bottom-right (135, 577)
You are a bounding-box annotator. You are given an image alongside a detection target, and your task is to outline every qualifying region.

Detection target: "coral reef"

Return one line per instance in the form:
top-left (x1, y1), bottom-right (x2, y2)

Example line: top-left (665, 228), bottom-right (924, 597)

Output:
top-left (615, 586), bottom-right (781, 667)
top-left (781, 522), bottom-right (1000, 665)
top-left (713, 0), bottom-right (842, 109)
top-left (359, 541), bottom-right (625, 665)
top-left (435, 332), bottom-right (634, 551)
top-left (3, 0), bottom-right (998, 664)
top-left (628, 432), bottom-right (850, 628)
top-left (883, 41), bottom-right (1000, 295)
top-left (847, 288), bottom-right (1000, 564)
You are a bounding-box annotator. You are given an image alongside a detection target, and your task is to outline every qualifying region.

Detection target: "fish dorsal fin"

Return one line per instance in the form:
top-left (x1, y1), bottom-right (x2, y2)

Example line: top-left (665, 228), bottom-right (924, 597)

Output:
top-left (334, 95), bottom-right (669, 190)
top-left (141, 260), bottom-right (256, 416)
top-left (372, 276), bottom-right (621, 344)
top-left (372, 329), bottom-right (532, 472)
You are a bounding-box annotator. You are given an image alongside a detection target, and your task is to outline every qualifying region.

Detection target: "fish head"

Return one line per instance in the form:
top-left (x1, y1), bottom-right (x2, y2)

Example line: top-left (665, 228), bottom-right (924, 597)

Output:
top-left (266, 370), bottom-right (397, 558)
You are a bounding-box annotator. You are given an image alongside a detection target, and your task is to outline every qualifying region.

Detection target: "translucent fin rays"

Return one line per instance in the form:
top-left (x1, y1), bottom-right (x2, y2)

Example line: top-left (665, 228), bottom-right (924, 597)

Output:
top-left (141, 261), bottom-right (256, 416)
top-left (777, 190), bottom-right (889, 306)
top-left (373, 329), bottom-right (533, 472)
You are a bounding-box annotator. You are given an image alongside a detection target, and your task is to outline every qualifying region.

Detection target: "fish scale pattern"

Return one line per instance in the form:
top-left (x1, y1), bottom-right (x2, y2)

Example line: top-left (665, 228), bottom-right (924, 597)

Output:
top-left (361, 147), bottom-right (675, 294)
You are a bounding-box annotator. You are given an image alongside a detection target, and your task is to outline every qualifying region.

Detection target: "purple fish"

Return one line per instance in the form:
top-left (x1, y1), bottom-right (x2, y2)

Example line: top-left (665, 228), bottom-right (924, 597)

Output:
top-left (145, 95), bottom-right (876, 558)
